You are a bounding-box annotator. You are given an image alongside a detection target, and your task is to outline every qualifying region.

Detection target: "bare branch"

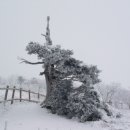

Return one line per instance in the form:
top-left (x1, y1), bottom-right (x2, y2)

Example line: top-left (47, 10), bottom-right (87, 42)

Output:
top-left (41, 34), bottom-right (47, 37)
top-left (39, 71), bottom-right (46, 75)
top-left (19, 58), bottom-right (44, 65)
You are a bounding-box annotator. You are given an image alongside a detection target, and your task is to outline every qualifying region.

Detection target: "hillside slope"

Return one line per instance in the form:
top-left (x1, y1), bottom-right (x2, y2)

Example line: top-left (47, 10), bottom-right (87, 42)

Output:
top-left (0, 102), bottom-right (130, 130)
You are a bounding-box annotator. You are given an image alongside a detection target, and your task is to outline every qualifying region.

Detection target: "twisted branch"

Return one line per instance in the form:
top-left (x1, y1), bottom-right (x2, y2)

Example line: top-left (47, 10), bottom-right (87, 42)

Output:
top-left (19, 58), bottom-right (44, 65)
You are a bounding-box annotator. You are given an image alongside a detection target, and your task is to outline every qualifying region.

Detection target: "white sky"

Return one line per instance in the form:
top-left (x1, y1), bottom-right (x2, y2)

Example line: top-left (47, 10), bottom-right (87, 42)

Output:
top-left (0, 0), bottom-right (130, 88)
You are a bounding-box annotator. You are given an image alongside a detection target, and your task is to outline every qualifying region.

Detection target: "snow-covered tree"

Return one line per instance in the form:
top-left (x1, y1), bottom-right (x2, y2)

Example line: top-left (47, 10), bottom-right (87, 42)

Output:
top-left (21, 17), bottom-right (110, 121)
top-left (97, 83), bottom-right (120, 105)
top-left (17, 76), bottom-right (25, 88)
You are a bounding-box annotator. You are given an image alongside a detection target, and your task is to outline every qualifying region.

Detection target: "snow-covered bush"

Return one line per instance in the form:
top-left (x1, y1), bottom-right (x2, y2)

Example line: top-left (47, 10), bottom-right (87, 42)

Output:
top-left (100, 102), bottom-right (112, 116)
top-left (66, 85), bottom-right (102, 122)
top-left (44, 82), bottom-right (104, 122)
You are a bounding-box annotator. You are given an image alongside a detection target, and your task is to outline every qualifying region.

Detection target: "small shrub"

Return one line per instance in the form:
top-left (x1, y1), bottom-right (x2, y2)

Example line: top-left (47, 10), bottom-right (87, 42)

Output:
top-left (116, 113), bottom-right (122, 118)
top-left (101, 102), bottom-right (112, 116)
top-left (86, 110), bottom-right (102, 121)
top-left (66, 85), bottom-right (102, 122)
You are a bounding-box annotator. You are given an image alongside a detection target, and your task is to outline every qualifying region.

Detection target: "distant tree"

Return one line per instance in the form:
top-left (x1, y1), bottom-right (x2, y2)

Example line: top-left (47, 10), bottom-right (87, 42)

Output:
top-left (0, 76), bottom-right (5, 86)
top-left (0, 76), bottom-right (2, 85)
top-left (17, 76), bottom-right (25, 88)
top-left (124, 92), bottom-right (130, 109)
top-left (127, 101), bottom-right (130, 109)
top-left (30, 77), bottom-right (38, 85)
top-left (0, 76), bottom-right (7, 86)
top-left (8, 75), bottom-right (17, 87)
top-left (21, 16), bottom-right (111, 121)
top-left (29, 77), bottom-right (39, 91)
top-left (97, 83), bottom-right (119, 105)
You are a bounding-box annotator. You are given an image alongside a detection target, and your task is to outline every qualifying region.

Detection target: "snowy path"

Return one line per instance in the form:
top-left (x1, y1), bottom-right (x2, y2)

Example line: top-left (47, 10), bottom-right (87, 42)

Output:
top-left (0, 102), bottom-right (130, 130)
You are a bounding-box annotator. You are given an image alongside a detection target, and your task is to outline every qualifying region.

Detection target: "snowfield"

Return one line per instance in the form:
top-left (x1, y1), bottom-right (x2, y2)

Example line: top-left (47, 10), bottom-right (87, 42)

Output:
top-left (0, 102), bottom-right (130, 130)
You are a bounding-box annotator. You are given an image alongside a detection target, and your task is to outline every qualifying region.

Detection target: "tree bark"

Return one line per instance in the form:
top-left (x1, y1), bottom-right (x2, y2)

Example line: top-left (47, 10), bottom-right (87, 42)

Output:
top-left (44, 73), bottom-right (51, 100)
top-left (43, 64), bottom-right (53, 103)
top-left (40, 71), bottom-right (51, 107)
top-left (41, 64), bottom-right (55, 106)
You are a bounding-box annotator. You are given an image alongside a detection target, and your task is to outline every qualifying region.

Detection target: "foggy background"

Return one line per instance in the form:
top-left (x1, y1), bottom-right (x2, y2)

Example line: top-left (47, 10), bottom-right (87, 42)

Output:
top-left (0, 0), bottom-right (130, 89)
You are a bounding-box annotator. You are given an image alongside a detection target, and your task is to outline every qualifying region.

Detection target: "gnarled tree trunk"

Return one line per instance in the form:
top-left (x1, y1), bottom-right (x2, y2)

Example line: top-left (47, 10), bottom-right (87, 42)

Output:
top-left (43, 64), bottom-right (54, 103)
top-left (44, 73), bottom-right (51, 100)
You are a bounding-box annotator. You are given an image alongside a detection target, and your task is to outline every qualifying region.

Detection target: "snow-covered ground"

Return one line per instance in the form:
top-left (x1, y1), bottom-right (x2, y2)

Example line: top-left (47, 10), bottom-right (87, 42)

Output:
top-left (0, 102), bottom-right (130, 130)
